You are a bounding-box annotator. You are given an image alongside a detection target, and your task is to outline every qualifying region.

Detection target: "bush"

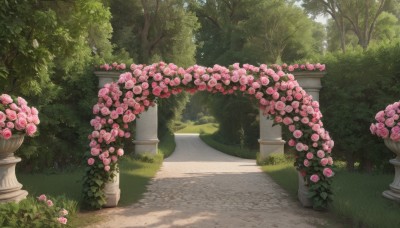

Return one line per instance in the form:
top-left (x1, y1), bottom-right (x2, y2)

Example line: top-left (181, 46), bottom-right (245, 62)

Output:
top-left (319, 42), bottom-right (400, 171)
top-left (172, 121), bottom-right (187, 132)
top-left (0, 195), bottom-right (77, 227)
top-left (195, 115), bottom-right (216, 125)
top-left (256, 153), bottom-right (293, 166)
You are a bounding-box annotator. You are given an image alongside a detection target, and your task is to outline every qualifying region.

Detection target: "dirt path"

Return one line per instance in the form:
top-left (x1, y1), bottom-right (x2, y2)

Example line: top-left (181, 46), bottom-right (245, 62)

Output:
top-left (89, 133), bottom-right (333, 228)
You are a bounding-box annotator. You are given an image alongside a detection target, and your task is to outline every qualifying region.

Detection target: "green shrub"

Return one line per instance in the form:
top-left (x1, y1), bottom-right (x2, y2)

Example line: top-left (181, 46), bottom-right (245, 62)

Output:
top-left (195, 115), bottom-right (216, 125)
top-left (256, 153), bottom-right (293, 166)
top-left (0, 195), bottom-right (77, 227)
top-left (318, 42), bottom-right (400, 171)
top-left (172, 121), bottom-right (187, 132)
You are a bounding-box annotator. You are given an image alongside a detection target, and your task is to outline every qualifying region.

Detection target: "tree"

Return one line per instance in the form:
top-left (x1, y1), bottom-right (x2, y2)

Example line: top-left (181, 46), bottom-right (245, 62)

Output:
top-left (302, 0), bottom-right (394, 51)
top-left (110, 0), bottom-right (199, 137)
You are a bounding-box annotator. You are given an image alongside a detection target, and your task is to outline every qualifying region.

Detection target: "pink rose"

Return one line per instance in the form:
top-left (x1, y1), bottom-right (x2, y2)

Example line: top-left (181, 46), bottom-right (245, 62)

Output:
top-left (5, 109), bottom-right (17, 121)
top-left (57, 217), bottom-right (68, 225)
top-left (306, 152), bottom-right (314, 160)
top-left (133, 86), bottom-right (143, 95)
top-left (117, 148), bottom-right (124, 156)
top-left (311, 133), bottom-right (320, 142)
top-left (37, 194), bottom-right (46, 201)
top-left (303, 159), bottom-right (310, 167)
top-left (104, 165), bottom-right (110, 172)
top-left (47, 200), bottom-right (53, 207)
top-left (293, 130), bottom-right (303, 139)
top-left (87, 158), bottom-right (95, 165)
top-left (317, 150), bottom-right (325, 158)
top-left (320, 158), bottom-right (329, 166)
top-left (296, 143), bottom-right (304, 151)
top-left (25, 123), bottom-right (37, 136)
top-left (1, 128), bottom-right (12, 139)
top-left (323, 168), bottom-right (334, 177)
top-left (288, 139), bottom-right (296, 146)
top-left (275, 101), bottom-right (285, 111)
top-left (310, 174), bottom-right (320, 183)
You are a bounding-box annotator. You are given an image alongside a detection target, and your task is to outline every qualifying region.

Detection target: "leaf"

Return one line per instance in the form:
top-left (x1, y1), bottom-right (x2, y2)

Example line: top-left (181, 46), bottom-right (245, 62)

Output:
top-left (320, 192), bottom-right (328, 200)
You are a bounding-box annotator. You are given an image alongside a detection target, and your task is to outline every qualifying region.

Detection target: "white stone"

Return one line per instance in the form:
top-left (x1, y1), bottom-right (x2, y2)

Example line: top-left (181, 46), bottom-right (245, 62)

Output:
top-left (292, 71), bottom-right (324, 102)
top-left (258, 110), bottom-right (285, 161)
top-left (134, 105), bottom-right (159, 155)
top-left (94, 71), bottom-right (120, 88)
top-left (297, 172), bottom-right (313, 207)
top-left (104, 171), bottom-right (121, 207)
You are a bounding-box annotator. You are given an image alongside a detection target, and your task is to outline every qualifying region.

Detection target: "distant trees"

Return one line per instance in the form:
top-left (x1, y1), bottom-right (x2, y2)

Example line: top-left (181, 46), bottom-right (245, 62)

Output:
top-left (301, 0), bottom-right (400, 52)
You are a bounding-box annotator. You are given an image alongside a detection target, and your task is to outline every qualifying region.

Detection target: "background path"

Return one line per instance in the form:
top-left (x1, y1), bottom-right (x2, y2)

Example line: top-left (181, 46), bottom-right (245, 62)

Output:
top-left (90, 133), bottom-right (333, 228)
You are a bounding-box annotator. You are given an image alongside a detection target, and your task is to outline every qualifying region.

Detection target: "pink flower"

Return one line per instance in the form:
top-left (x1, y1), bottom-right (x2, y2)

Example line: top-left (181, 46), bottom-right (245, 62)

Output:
top-left (133, 86), bottom-right (142, 95)
top-left (88, 158), bottom-right (95, 165)
top-left (320, 158), bottom-right (329, 166)
top-left (303, 159), bottom-right (310, 167)
top-left (25, 123), bottom-right (37, 136)
top-left (323, 168), bottom-right (334, 177)
top-left (37, 194), bottom-right (46, 201)
top-left (1, 128), bottom-right (12, 139)
top-left (296, 143), bottom-right (304, 151)
top-left (310, 174), bottom-right (320, 183)
top-left (47, 200), bottom-right (53, 207)
top-left (0, 94), bottom-right (13, 105)
top-left (5, 109), bottom-right (17, 121)
top-left (311, 134), bottom-right (320, 142)
top-left (306, 152), bottom-right (314, 160)
top-left (293, 130), bottom-right (303, 139)
top-left (104, 165), bottom-right (110, 172)
top-left (117, 148), bottom-right (124, 156)
top-left (57, 217), bottom-right (68, 225)
top-left (317, 150), bottom-right (325, 158)
top-left (275, 101), bottom-right (285, 111)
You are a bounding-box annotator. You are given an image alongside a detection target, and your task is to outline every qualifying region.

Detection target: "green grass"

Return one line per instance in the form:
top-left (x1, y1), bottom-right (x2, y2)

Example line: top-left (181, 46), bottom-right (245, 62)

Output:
top-left (175, 123), bottom-right (218, 134)
top-left (262, 160), bottom-right (400, 228)
top-left (18, 142), bottom-right (166, 226)
top-left (200, 133), bottom-right (258, 159)
top-left (158, 131), bottom-right (176, 158)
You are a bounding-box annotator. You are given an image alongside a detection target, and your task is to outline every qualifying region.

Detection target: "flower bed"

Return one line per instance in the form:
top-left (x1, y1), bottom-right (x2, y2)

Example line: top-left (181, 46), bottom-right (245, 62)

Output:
top-left (83, 62), bottom-right (334, 209)
top-left (370, 100), bottom-right (400, 141)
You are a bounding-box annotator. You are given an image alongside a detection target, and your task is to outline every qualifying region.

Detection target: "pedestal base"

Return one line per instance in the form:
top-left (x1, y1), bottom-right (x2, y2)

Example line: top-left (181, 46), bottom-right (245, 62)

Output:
top-left (258, 139), bottom-right (285, 161)
top-left (0, 190), bottom-right (28, 203)
top-left (298, 172), bottom-right (312, 207)
top-left (383, 190), bottom-right (400, 202)
top-left (0, 156), bottom-right (27, 204)
top-left (382, 158), bottom-right (400, 202)
top-left (103, 172), bottom-right (120, 208)
top-left (133, 139), bottom-right (159, 155)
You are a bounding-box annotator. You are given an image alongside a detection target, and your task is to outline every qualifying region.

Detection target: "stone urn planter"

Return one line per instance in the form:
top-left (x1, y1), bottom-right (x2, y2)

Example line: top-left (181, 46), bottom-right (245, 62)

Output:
top-left (297, 172), bottom-right (313, 207)
top-left (0, 134), bottom-right (28, 203)
top-left (382, 139), bottom-right (400, 202)
top-left (103, 171), bottom-right (120, 207)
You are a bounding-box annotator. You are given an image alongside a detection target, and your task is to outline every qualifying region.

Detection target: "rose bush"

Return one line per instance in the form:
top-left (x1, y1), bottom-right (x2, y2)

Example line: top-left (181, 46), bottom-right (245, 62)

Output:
top-left (370, 100), bottom-right (400, 142)
top-left (0, 94), bottom-right (39, 139)
top-left (83, 62), bottom-right (334, 209)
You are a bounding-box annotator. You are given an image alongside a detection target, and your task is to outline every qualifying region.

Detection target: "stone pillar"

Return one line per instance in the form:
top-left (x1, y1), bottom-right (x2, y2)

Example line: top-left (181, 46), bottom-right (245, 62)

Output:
top-left (292, 71), bottom-right (324, 102)
top-left (133, 105), bottom-right (159, 155)
top-left (94, 70), bottom-right (121, 207)
top-left (258, 109), bottom-right (285, 161)
top-left (94, 71), bottom-right (120, 88)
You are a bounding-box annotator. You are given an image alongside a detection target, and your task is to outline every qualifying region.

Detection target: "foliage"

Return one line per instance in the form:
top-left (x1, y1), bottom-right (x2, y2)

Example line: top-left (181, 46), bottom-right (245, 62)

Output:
top-left (175, 123), bottom-right (218, 134)
top-left (195, 115), bottom-right (216, 125)
top-left (319, 42), bottom-right (400, 171)
top-left (0, 0), bottom-right (120, 171)
top-left (301, 0), bottom-right (399, 51)
top-left (257, 153), bottom-right (294, 166)
top-left (0, 195), bottom-right (76, 227)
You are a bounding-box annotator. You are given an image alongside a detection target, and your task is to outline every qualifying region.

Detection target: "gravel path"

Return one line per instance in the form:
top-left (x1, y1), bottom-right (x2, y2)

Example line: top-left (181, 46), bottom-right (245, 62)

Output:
top-left (89, 133), bottom-right (332, 228)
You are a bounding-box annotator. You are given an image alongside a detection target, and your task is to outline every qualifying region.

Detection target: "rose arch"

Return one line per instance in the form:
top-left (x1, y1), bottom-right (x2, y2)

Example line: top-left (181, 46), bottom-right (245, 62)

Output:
top-left (82, 62), bottom-right (334, 210)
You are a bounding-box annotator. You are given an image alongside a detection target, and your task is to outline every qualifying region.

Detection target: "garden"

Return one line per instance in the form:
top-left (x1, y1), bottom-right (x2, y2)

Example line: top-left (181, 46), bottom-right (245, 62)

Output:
top-left (1, 0), bottom-right (400, 227)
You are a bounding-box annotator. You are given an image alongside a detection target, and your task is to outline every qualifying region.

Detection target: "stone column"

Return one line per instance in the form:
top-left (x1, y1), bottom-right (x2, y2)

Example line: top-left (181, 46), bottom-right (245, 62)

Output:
top-left (292, 71), bottom-right (324, 102)
top-left (133, 105), bottom-right (159, 155)
top-left (258, 109), bottom-right (285, 161)
top-left (94, 71), bottom-right (121, 207)
top-left (94, 71), bottom-right (120, 88)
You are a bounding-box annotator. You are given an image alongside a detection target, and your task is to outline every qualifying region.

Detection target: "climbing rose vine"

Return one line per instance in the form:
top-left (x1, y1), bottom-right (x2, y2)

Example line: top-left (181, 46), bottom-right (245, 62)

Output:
top-left (83, 62), bottom-right (334, 209)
